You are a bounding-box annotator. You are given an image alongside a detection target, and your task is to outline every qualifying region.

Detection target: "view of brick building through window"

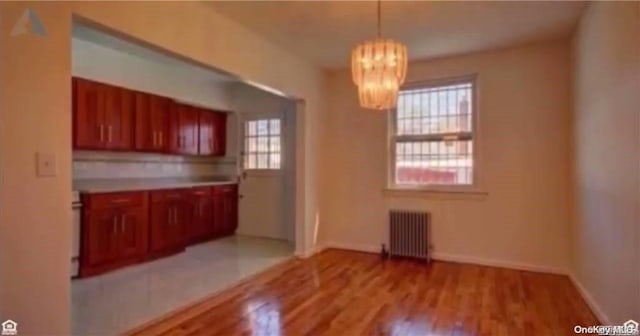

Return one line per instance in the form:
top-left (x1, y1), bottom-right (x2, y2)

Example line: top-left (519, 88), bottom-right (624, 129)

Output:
top-left (393, 80), bottom-right (474, 186)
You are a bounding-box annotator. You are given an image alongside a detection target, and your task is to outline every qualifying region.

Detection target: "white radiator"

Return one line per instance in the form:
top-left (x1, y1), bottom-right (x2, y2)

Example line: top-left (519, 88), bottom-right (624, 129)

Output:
top-left (389, 210), bottom-right (430, 261)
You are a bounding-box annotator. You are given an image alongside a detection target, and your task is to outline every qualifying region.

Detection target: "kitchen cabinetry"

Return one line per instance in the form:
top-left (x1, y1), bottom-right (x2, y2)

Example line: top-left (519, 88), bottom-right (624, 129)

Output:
top-left (149, 189), bottom-right (189, 257)
top-left (79, 184), bottom-right (238, 277)
top-left (135, 92), bottom-right (169, 152)
top-left (73, 77), bottom-right (134, 150)
top-left (73, 77), bottom-right (228, 157)
top-left (188, 187), bottom-right (215, 244)
top-left (212, 184), bottom-right (238, 236)
top-left (80, 191), bottom-right (148, 277)
top-left (198, 109), bottom-right (227, 156)
top-left (169, 103), bottom-right (200, 155)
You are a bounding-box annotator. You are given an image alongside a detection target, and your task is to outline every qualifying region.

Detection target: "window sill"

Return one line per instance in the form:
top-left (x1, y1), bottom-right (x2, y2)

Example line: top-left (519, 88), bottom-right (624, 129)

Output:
top-left (383, 188), bottom-right (488, 201)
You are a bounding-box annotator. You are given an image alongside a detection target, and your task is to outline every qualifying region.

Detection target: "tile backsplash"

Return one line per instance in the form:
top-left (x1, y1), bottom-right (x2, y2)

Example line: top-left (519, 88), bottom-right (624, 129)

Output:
top-left (73, 151), bottom-right (238, 180)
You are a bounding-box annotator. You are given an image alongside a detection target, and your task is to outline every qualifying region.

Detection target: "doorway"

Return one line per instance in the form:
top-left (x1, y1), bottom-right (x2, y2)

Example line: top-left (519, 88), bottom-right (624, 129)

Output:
top-left (232, 86), bottom-right (297, 245)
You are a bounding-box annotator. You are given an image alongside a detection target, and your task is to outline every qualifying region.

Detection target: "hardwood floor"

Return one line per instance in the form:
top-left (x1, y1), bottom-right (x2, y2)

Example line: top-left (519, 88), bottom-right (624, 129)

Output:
top-left (128, 249), bottom-right (598, 336)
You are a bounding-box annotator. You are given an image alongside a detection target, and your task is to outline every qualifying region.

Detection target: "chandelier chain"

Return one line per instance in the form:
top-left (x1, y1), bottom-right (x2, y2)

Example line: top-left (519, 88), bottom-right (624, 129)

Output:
top-left (377, 0), bottom-right (381, 38)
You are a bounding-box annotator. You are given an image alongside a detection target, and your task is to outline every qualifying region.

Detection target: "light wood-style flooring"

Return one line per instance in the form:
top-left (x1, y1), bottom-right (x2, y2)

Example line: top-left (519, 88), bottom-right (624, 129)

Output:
top-left (128, 249), bottom-right (598, 336)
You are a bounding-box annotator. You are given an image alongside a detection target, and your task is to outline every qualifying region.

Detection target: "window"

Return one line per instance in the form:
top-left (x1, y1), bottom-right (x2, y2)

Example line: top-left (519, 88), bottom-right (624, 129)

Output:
top-left (390, 76), bottom-right (476, 188)
top-left (244, 119), bottom-right (282, 170)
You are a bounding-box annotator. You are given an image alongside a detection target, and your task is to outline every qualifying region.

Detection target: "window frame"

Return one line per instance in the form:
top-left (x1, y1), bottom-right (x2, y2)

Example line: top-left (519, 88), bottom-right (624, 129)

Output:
top-left (242, 117), bottom-right (283, 173)
top-left (387, 74), bottom-right (480, 192)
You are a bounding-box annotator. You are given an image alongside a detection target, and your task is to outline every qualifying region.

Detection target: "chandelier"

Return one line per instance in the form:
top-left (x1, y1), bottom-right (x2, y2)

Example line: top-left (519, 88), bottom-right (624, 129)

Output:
top-left (351, 0), bottom-right (408, 110)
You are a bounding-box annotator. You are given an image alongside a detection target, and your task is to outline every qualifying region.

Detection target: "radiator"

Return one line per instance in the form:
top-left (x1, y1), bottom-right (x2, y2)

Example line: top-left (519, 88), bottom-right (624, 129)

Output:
top-left (389, 210), bottom-right (430, 261)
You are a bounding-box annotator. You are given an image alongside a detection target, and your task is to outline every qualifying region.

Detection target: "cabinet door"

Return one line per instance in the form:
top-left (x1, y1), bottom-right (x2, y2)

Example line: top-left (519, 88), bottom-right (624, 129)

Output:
top-left (84, 209), bottom-right (119, 268)
top-left (149, 202), bottom-right (170, 254)
top-left (74, 78), bottom-right (106, 149)
top-left (103, 85), bottom-right (134, 150)
top-left (223, 189), bottom-right (238, 234)
top-left (212, 193), bottom-right (225, 236)
top-left (168, 102), bottom-right (184, 154)
top-left (150, 201), bottom-right (187, 254)
top-left (134, 92), bottom-right (153, 151)
top-left (212, 186), bottom-right (238, 236)
top-left (188, 196), bottom-right (214, 243)
top-left (198, 110), bottom-right (215, 156)
top-left (118, 206), bottom-right (148, 260)
top-left (150, 95), bottom-right (169, 152)
top-left (184, 106), bottom-right (200, 155)
top-left (213, 112), bottom-right (227, 156)
top-left (135, 93), bottom-right (168, 152)
top-left (170, 104), bottom-right (199, 155)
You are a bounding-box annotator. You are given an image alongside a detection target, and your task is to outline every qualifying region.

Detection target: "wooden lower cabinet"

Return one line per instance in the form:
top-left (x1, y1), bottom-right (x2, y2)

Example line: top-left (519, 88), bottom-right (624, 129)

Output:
top-left (79, 184), bottom-right (238, 277)
top-left (188, 187), bottom-right (215, 244)
top-left (212, 185), bottom-right (238, 236)
top-left (80, 191), bottom-right (148, 277)
top-left (149, 190), bottom-right (189, 258)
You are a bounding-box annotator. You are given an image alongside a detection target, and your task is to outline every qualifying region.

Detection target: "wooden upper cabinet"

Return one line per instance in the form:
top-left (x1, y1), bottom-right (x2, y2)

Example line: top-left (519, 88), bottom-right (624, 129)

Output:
top-left (103, 85), bottom-right (134, 150)
top-left (169, 103), bottom-right (199, 155)
top-left (198, 109), bottom-right (215, 156)
top-left (135, 92), bottom-right (169, 152)
top-left (73, 77), bottom-right (134, 151)
top-left (74, 77), bottom-right (106, 149)
top-left (198, 109), bottom-right (227, 157)
top-left (213, 112), bottom-right (227, 156)
top-left (73, 77), bottom-right (227, 156)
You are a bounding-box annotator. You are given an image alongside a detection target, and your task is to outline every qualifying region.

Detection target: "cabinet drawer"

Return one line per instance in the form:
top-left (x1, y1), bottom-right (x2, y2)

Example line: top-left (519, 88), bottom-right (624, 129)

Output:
top-left (150, 189), bottom-right (188, 203)
top-left (189, 187), bottom-right (212, 197)
top-left (83, 191), bottom-right (145, 210)
top-left (212, 184), bottom-right (237, 194)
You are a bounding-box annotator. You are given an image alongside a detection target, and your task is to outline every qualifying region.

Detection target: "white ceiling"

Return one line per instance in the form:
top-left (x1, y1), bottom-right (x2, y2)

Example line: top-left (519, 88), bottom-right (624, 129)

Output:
top-left (209, 1), bottom-right (587, 69)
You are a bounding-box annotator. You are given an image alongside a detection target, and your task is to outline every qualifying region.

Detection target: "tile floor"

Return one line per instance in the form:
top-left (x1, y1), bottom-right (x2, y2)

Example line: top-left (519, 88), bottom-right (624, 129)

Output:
top-left (72, 236), bottom-right (294, 335)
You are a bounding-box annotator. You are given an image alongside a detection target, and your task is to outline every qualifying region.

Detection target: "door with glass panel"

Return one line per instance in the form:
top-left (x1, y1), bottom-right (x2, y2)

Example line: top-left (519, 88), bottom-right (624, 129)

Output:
top-left (238, 117), bottom-right (285, 239)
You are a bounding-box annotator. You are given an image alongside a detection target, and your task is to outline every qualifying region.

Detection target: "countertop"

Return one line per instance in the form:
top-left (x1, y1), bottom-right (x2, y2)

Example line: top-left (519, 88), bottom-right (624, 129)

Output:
top-left (73, 177), bottom-right (237, 194)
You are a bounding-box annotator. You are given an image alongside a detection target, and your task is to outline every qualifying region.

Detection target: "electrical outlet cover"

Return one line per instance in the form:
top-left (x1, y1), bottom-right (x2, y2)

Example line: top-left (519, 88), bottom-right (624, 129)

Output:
top-left (36, 152), bottom-right (57, 177)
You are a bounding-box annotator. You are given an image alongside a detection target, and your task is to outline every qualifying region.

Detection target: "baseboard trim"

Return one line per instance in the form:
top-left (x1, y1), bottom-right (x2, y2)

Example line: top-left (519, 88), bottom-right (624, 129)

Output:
top-left (431, 252), bottom-right (568, 275)
top-left (295, 243), bottom-right (327, 259)
top-left (568, 273), bottom-right (609, 324)
top-left (322, 241), bottom-right (568, 275)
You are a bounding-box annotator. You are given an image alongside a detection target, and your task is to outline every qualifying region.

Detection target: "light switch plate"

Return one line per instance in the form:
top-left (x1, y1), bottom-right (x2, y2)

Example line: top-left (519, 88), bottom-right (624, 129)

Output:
top-left (36, 152), bottom-right (57, 177)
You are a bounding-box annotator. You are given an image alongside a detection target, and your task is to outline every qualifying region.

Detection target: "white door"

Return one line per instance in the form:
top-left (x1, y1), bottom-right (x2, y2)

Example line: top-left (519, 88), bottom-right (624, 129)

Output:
top-left (238, 117), bottom-right (287, 239)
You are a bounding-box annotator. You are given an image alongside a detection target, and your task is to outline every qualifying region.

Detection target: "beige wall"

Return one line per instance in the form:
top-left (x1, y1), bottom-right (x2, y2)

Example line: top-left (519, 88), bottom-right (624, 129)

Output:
top-left (321, 40), bottom-right (573, 272)
top-left (0, 1), bottom-right (324, 334)
top-left (0, 3), bottom-right (72, 333)
top-left (571, 2), bottom-right (640, 324)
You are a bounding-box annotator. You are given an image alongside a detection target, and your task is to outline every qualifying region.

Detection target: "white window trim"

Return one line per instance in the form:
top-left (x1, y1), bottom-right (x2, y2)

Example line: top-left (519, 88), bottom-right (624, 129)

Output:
top-left (387, 74), bottom-right (483, 193)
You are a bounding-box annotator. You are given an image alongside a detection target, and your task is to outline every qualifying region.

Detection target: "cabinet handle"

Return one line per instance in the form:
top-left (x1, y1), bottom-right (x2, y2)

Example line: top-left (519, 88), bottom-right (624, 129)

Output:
top-left (99, 124), bottom-right (105, 143)
top-left (112, 215), bottom-right (118, 235)
top-left (121, 214), bottom-right (126, 233)
top-left (159, 132), bottom-right (163, 146)
top-left (108, 125), bottom-right (113, 143)
top-left (111, 199), bottom-right (130, 204)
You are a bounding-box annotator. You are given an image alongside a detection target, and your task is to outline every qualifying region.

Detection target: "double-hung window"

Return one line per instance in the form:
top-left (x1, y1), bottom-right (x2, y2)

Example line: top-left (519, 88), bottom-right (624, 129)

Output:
top-left (390, 76), bottom-right (477, 189)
